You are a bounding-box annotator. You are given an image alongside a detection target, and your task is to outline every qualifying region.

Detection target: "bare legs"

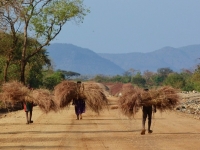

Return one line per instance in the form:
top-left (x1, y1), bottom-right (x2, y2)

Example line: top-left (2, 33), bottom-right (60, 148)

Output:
top-left (26, 111), bottom-right (33, 124)
top-left (76, 114), bottom-right (83, 120)
top-left (141, 106), bottom-right (153, 135)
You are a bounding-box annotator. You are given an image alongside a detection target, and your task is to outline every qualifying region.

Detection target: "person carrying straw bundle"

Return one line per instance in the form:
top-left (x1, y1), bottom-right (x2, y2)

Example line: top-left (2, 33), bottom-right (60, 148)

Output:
top-left (141, 88), bottom-right (156, 135)
top-left (23, 84), bottom-right (34, 124)
top-left (72, 81), bottom-right (86, 120)
top-left (118, 86), bottom-right (180, 135)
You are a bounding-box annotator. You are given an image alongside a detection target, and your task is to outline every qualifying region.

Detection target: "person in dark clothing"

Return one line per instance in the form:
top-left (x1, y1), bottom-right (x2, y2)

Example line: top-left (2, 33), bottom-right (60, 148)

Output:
top-left (73, 98), bottom-right (85, 120)
top-left (72, 81), bottom-right (86, 120)
top-left (23, 101), bottom-right (33, 124)
top-left (141, 88), bottom-right (156, 135)
top-left (23, 84), bottom-right (34, 124)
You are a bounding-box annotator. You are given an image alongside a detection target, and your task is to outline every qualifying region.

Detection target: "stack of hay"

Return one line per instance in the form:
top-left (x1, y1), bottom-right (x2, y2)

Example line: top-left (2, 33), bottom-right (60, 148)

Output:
top-left (0, 81), bottom-right (30, 107)
top-left (31, 89), bottom-right (58, 113)
top-left (139, 86), bottom-right (180, 111)
top-left (54, 81), bottom-right (108, 114)
top-left (118, 86), bottom-right (180, 118)
top-left (54, 81), bottom-right (77, 109)
top-left (83, 82), bottom-right (108, 114)
top-left (0, 80), bottom-right (109, 114)
top-left (0, 81), bottom-right (58, 113)
top-left (118, 86), bottom-right (143, 118)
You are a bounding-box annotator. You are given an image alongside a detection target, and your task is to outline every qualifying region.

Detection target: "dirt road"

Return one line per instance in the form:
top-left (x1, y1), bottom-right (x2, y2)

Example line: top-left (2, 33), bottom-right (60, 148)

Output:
top-left (0, 96), bottom-right (200, 150)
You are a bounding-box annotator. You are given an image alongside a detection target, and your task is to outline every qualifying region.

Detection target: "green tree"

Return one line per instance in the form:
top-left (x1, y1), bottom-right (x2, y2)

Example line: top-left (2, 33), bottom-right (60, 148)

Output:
top-left (57, 69), bottom-right (80, 79)
top-left (143, 70), bottom-right (155, 87)
top-left (26, 49), bottom-right (51, 88)
top-left (179, 69), bottom-right (194, 91)
top-left (121, 75), bottom-right (131, 83)
top-left (131, 72), bottom-right (146, 87)
top-left (93, 75), bottom-right (110, 83)
top-left (42, 71), bottom-right (65, 90)
top-left (0, 31), bottom-right (18, 82)
top-left (190, 65), bottom-right (200, 91)
top-left (157, 67), bottom-right (173, 77)
top-left (0, 0), bottom-right (89, 84)
top-left (163, 73), bottom-right (185, 89)
top-left (111, 75), bottom-right (123, 82)
top-left (0, 32), bottom-right (51, 85)
top-left (150, 74), bottom-right (165, 86)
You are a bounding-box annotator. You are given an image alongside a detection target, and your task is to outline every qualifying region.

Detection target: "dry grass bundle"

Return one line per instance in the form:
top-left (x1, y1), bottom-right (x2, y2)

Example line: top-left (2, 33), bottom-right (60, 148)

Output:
top-left (140, 86), bottom-right (180, 111)
top-left (110, 105), bottom-right (119, 109)
top-left (31, 89), bottom-right (58, 113)
top-left (54, 80), bottom-right (77, 109)
top-left (118, 86), bottom-right (181, 118)
top-left (118, 86), bottom-right (143, 118)
top-left (0, 81), bottom-right (30, 105)
top-left (83, 82), bottom-right (108, 114)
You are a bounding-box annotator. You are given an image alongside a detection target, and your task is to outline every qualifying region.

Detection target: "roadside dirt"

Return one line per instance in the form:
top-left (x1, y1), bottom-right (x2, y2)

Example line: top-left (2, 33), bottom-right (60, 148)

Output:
top-left (0, 96), bottom-right (200, 150)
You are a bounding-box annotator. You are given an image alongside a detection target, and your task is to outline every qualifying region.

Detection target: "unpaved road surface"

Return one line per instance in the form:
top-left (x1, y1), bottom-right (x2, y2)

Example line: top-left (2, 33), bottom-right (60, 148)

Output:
top-left (0, 96), bottom-right (200, 150)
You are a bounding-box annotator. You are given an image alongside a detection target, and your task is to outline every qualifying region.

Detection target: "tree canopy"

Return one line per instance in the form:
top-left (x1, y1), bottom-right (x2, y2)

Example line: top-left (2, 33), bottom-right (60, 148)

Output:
top-left (0, 0), bottom-right (89, 84)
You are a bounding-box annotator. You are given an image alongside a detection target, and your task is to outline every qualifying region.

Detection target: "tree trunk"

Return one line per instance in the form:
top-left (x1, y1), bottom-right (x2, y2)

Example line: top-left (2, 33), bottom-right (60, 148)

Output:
top-left (3, 61), bottom-right (9, 83)
top-left (21, 21), bottom-right (28, 85)
top-left (20, 59), bottom-right (26, 84)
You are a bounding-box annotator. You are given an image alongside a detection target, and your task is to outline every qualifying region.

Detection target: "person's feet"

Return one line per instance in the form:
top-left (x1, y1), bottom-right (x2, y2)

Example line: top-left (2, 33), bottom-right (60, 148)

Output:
top-left (76, 115), bottom-right (79, 120)
top-left (30, 120), bottom-right (33, 123)
top-left (141, 129), bottom-right (145, 135)
top-left (26, 121), bottom-right (29, 124)
top-left (148, 130), bottom-right (153, 133)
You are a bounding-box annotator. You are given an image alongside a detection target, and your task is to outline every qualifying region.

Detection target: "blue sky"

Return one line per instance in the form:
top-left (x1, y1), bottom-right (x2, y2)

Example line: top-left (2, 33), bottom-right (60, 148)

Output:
top-left (51, 0), bottom-right (200, 54)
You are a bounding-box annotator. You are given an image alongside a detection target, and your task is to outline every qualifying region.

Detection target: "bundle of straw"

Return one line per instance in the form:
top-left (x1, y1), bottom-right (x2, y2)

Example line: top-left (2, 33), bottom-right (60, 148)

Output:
top-left (30, 89), bottom-right (58, 113)
top-left (83, 82), bottom-right (108, 114)
top-left (54, 80), bottom-right (77, 109)
top-left (0, 81), bottom-right (30, 105)
top-left (118, 86), bottom-right (143, 118)
top-left (118, 86), bottom-right (181, 118)
top-left (140, 86), bottom-right (180, 111)
top-left (83, 83), bottom-right (108, 114)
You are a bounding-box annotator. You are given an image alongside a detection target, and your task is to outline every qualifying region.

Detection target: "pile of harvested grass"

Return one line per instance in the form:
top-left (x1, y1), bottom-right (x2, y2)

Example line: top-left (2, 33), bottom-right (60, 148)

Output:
top-left (30, 89), bottom-right (58, 113)
top-left (83, 82), bottom-right (108, 114)
top-left (118, 86), bottom-right (180, 118)
top-left (53, 81), bottom-right (108, 114)
top-left (140, 86), bottom-right (180, 111)
top-left (118, 86), bottom-right (143, 118)
top-left (110, 105), bottom-right (119, 109)
top-left (53, 81), bottom-right (77, 109)
top-left (0, 81), bottom-right (30, 106)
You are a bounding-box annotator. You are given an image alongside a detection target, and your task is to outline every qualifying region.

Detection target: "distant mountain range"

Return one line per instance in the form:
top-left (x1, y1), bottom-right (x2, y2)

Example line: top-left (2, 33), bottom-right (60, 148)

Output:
top-left (46, 43), bottom-right (200, 75)
top-left (46, 43), bottom-right (125, 75)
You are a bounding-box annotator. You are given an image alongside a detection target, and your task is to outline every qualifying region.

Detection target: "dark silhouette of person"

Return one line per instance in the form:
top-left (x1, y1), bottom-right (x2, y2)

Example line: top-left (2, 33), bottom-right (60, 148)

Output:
top-left (141, 88), bottom-right (156, 135)
top-left (23, 84), bottom-right (34, 124)
top-left (72, 81), bottom-right (85, 120)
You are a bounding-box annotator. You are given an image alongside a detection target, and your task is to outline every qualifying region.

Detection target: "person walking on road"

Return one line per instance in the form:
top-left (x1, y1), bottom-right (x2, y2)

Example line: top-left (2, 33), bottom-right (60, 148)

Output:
top-left (23, 84), bottom-right (34, 124)
top-left (72, 81), bottom-right (86, 120)
top-left (141, 88), bottom-right (156, 135)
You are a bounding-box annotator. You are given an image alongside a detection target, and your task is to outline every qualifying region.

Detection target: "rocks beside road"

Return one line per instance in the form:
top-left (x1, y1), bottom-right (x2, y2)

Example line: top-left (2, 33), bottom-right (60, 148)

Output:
top-left (176, 93), bottom-right (200, 119)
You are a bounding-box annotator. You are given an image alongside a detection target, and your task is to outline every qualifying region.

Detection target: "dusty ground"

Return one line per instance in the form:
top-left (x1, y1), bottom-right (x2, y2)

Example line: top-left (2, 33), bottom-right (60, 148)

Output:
top-left (0, 96), bottom-right (200, 150)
